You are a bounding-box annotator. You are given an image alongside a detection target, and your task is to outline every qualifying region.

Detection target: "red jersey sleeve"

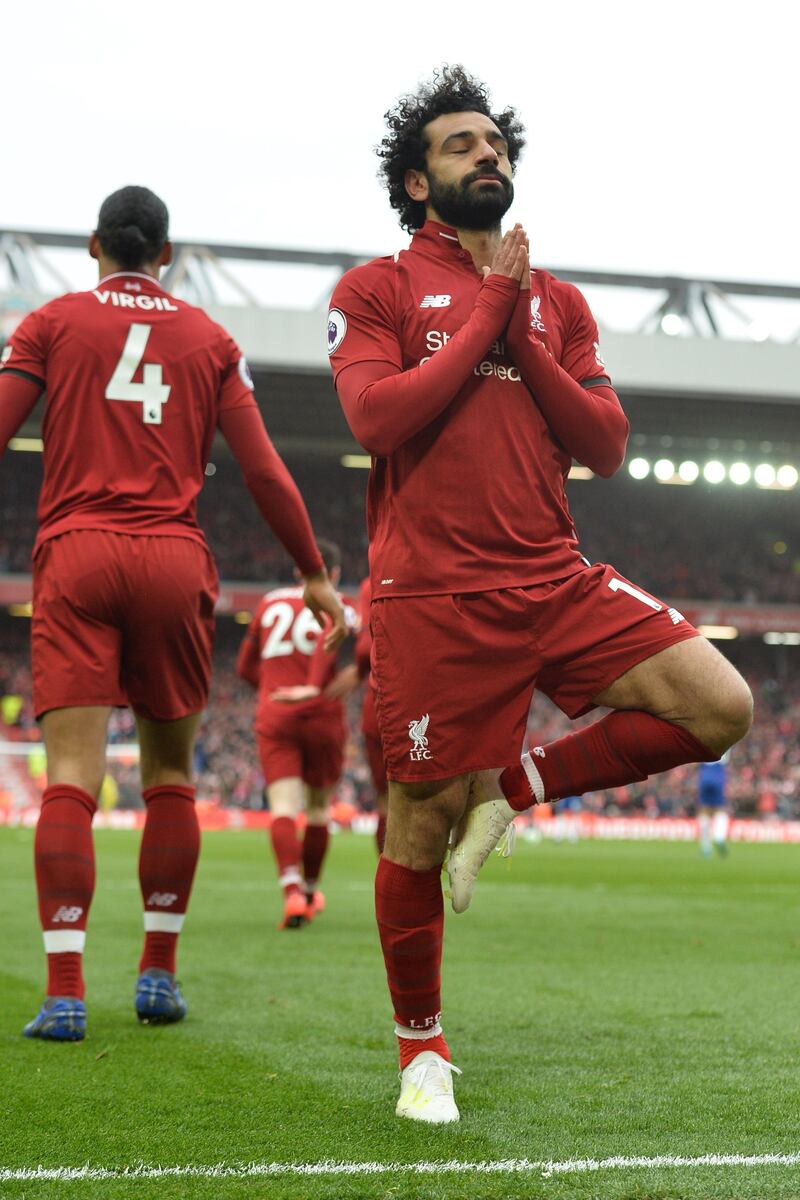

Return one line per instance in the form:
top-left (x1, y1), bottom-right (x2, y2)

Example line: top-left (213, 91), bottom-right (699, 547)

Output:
top-left (306, 594), bottom-right (360, 689)
top-left (217, 331), bottom-right (258, 414)
top-left (328, 262), bottom-right (403, 381)
top-left (236, 608), bottom-right (262, 689)
top-left (0, 308), bottom-right (50, 387)
top-left (306, 631), bottom-right (338, 691)
top-left (559, 285), bottom-right (612, 386)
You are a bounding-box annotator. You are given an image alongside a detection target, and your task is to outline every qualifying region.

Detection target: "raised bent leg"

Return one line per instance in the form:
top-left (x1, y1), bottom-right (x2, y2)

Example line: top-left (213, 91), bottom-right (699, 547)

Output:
top-left (504, 638), bottom-right (753, 808)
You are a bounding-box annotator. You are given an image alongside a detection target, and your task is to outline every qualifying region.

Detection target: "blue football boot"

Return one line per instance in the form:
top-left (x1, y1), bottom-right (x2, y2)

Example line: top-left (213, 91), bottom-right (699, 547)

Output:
top-left (23, 997), bottom-right (86, 1041)
top-left (135, 970), bottom-right (187, 1024)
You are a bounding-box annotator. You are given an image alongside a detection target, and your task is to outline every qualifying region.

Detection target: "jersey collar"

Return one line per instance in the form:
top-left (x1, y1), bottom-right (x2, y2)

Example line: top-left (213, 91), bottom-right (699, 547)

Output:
top-left (96, 271), bottom-right (169, 293)
top-left (410, 221), bottom-right (477, 269)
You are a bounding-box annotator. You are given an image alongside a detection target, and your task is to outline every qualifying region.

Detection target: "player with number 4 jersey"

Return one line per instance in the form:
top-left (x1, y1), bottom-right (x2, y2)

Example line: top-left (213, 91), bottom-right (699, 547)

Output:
top-left (0, 185), bottom-right (345, 1041)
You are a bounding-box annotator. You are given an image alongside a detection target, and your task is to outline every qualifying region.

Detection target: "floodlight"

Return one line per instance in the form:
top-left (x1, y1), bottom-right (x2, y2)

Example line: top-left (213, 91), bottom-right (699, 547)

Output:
top-left (653, 459), bottom-right (675, 481)
top-left (678, 460), bottom-right (699, 482)
top-left (777, 465), bottom-right (798, 488)
top-left (729, 462), bottom-right (751, 485)
top-left (754, 463), bottom-right (776, 487)
top-left (703, 461), bottom-right (725, 484)
top-left (628, 458), bottom-right (650, 479)
top-left (660, 313), bottom-right (683, 336)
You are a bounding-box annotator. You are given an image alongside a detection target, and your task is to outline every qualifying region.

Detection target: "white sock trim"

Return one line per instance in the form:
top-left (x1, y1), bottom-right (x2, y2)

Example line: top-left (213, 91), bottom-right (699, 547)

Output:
top-left (144, 911), bottom-right (185, 933)
top-left (520, 751), bottom-right (546, 805)
top-left (279, 868), bottom-right (303, 888)
top-left (44, 930), bottom-right (85, 954)
top-left (394, 1022), bottom-right (443, 1040)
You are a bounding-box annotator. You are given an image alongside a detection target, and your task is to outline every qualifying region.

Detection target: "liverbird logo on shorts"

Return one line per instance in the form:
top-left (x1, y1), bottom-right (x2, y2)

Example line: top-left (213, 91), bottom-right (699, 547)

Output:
top-left (408, 713), bottom-right (432, 761)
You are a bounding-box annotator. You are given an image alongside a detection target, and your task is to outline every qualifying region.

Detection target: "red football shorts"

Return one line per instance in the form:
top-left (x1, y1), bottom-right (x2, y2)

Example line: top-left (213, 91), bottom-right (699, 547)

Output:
top-left (362, 684), bottom-right (388, 796)
top-left (370, 562), bottom-right (700, 783)
top-left (32, 530), bottom-right (218, 721)
top-left (256, 700), bottom-right (346, 790)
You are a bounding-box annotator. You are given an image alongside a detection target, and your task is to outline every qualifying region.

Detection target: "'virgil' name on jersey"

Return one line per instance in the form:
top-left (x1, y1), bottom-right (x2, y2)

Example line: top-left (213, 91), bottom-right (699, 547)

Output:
top-left (92, 289), bottom-right (179, 312)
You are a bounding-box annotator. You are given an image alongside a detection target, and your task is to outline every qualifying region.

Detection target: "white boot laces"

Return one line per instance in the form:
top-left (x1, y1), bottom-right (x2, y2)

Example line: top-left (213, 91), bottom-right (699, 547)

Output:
top-left (496, 815), bottom-right (517, 859)
top-left (423, 1057), bottom-right (462, 1097)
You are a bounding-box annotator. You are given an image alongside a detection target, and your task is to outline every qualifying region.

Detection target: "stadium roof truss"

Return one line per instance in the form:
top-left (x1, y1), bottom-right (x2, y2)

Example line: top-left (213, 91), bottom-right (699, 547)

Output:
top-left (2, 228), bottom-right (800, 403)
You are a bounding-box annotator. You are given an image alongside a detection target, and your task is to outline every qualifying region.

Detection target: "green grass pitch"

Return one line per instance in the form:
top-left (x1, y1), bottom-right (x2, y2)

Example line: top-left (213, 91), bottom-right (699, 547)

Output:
top-left (1, 827), bottom-right (800, 1199)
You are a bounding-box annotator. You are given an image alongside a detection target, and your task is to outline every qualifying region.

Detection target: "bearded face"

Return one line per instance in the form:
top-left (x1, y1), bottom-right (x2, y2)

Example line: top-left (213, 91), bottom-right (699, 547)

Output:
top-left (425, 163), bottom-right (514, 231)
top-left (429, 165), bottom-right (515, 232)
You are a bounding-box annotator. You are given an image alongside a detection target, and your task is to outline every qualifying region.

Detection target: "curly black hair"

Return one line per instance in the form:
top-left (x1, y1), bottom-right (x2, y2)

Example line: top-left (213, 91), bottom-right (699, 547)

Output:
top-left (377, 65), bottom-right (526, 233)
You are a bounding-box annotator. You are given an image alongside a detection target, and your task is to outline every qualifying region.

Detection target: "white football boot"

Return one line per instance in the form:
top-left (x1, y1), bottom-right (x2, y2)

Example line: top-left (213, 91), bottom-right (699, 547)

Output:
top-left (447, 769), bottom-right (519, 914)
top-left (396, 1050), bottom-right (461, 1123)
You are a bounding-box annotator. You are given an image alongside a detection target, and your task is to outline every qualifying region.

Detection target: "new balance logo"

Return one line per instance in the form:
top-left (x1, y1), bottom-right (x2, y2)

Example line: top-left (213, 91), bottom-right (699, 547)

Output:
top-left (52, 906), bottom-right (83, 923)
top-left (408, 713), bottom-right (432, 760)
top-left (146, 892), bottom-right (179, 907)
top-left (420, 294), bottom-right (451, 308)
top-left (667, 607), bottom-right (685, 625)
top-left (532, 746), bottom-right (546, 758)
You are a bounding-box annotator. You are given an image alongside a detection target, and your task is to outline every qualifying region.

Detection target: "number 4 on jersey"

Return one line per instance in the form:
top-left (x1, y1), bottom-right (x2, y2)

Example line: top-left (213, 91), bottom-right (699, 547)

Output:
top-left (106, 323), bottom-right (171, 425)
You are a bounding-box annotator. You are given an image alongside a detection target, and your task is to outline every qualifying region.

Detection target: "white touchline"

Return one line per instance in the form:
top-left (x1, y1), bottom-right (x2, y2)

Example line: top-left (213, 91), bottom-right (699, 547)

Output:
top-left (2, 1153), bottom-right (800, 1182)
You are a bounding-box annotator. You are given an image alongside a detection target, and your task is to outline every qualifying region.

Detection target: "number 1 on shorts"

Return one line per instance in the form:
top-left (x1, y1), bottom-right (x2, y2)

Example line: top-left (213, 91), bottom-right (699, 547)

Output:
top-left (106, 324), bottom-right (171, 425)
top-left (608, 577), bottom-right (663, 612)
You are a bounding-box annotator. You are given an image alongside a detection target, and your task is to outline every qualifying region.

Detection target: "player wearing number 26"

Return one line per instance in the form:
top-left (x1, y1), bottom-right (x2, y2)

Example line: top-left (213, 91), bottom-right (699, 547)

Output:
top-left (0, 186), bottom-right (344, 1041)
top-left (236, 539), bottom-right (358, 929)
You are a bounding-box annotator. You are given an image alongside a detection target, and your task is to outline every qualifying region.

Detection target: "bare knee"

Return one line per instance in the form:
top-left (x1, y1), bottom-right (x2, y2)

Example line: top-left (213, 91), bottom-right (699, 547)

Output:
top-left (268, 777), bottom-right (305, 819)
top-left (691, 672), bottom-right (753, 757)
top-left (41, 706), bottom-right (110, 800)
top-left (385, 775), bottom-right (469, 871)
top-left (136, 713), bottom-right (200, 791)
top-left (47, 756), bottom-right (106, 800)
top-left (712, 676), bottom-right (754, 750)
top-left (306, 787), bottom-right (331, 824)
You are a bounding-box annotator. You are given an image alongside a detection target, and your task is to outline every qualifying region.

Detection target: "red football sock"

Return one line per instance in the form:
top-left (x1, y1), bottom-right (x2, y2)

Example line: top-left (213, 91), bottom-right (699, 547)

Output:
top-left (375, 813), bottom-right (387, 855)
top-left (502, 711), bottom-right (715, 809)
top-left (375, 856), bottom-right (450, 1068)
top-left (35, 784), bottom-right (96, 999)
top-left (270, 815), bottom-right (303, 897)
top-left (302, 823), bottom-right (329, 895)
top-left (138, 785), bottom-right (200, 975)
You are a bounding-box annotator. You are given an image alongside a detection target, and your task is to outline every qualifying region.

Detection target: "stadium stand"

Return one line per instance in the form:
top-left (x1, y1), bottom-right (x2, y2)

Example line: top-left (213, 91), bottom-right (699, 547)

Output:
top-left (1, 598), bottom-right (798, 821)
top-left (1, 452), bottom-right (798, 603)
top-left (2, 235), bottom-right (798, 826)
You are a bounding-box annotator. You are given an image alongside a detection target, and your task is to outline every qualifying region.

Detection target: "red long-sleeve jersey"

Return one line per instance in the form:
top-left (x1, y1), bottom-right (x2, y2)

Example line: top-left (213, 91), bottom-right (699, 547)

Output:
top-left (0, 271), bottom-right (323, 574)
top-left (237, 586), bottom-right (357, 726)
top-left (329, 220), bottom-right (628, 598)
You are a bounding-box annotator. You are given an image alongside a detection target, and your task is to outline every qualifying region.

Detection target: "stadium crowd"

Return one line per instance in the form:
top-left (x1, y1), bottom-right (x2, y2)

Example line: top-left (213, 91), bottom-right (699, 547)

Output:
top-left (1, 438), bottom-right (798, 821)
top-left (2, 451), bottom-right (798, 602)
top-left (1, 614), bottom-right (798, 820)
